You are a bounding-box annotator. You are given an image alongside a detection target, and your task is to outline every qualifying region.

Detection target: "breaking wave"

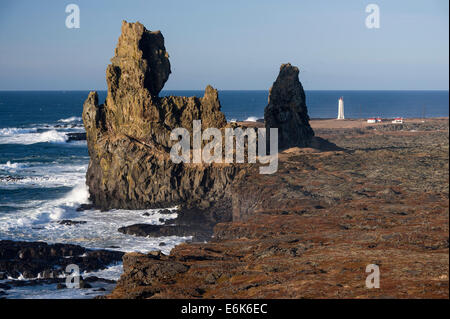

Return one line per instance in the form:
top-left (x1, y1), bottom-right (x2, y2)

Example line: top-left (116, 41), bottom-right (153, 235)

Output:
top-left (0, 123), bottom-right (86, 145)
top-left (0, 129), bottom-right (68, 145)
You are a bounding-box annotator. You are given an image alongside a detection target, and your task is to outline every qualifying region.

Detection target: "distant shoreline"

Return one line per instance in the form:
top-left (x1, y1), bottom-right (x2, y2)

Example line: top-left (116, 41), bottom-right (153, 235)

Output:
top-left (309, 117), bottom-right (449, 130)
top-left (240, 117), bottom-right (449, 128)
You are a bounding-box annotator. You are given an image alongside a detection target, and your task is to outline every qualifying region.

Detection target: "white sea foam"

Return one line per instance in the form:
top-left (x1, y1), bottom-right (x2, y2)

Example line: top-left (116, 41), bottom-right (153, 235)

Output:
top-left (0, 122), bottom-right (86, 145)
top-left (0, 176), bottom-right (188, 254)
top-left (0, 127), bottom-right (37, 135)
top-left (0, 163), bottom-right (88, 189)
top-left (0, 175), bottom-right (83, 189)
top-left (58, 116), bottom-right (82, 123)
top-left (0, 161), bottom-right (28, 171)
top-left (0, 129), bottom-right (69, 145)
top-left (83, 263), bottom-right (124, 281)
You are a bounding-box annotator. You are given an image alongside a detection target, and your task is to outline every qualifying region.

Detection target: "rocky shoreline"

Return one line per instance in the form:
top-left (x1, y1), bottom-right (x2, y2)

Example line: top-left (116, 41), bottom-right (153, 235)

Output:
top-left (0, 240), bottom-right (124, 298)
top-left (118, 207), bottom-right (220, 243)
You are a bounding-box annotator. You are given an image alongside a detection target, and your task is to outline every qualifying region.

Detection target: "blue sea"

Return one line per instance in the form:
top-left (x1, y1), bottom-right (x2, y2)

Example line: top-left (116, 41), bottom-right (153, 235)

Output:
top-left (0, 90), bottom-right (448, 298)
top-left (165, 90), bottom-right (449, 120)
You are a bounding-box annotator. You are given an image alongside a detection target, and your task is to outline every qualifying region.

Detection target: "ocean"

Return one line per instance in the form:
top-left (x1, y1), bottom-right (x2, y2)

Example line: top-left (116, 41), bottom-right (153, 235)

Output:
top-left (0, 90), bottom-right (448, 298)
top-left (164, 90), bottom-right (449, 120)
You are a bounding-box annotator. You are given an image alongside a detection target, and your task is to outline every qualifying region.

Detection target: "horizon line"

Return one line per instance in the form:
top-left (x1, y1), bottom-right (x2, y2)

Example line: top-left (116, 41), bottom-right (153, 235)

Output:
top-left (0, 89), bottom-right (449, 92)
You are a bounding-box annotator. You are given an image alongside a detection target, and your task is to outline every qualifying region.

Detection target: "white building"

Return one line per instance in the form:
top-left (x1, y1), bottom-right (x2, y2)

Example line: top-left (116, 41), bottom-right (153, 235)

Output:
top-left (337, 96), bottom-right (345, 120)
top-left (337, 97), bottom-right (345, 120)
top-left (392, 117), bottom-right (403, 124)
top-left (367, 118), bottom-right (376, 123)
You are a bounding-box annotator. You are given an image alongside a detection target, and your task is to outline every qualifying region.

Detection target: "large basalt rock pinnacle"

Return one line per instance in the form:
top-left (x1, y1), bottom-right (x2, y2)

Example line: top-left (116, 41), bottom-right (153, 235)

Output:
top-left (82, 21), bottom-right (234, 212)
top-left (264, 63), bottom-right (314, 149)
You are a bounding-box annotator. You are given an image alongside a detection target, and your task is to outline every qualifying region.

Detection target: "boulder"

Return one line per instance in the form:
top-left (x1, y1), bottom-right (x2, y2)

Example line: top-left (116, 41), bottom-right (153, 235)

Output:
top-left (66, 132), bottom-right (87, 142)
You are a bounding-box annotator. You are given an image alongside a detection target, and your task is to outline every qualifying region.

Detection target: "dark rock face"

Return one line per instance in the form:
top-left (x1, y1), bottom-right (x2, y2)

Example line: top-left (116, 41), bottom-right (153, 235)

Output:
top-left (264, 63), bottom-right (314, 149)
top-left (0, 240), bottom-right (123, 279)
top-left (66, 132), bottom-right (86, 142)
top-left (117, 205), bottom-right (230, 242)
top-left (118, 224), bottom-right (212, 243)
top-left (82, 21), bottom-right (236, 211)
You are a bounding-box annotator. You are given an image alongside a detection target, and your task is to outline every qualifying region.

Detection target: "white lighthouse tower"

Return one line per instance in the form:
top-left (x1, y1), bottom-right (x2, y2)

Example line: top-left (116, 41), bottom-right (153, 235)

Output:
top-left (337, 96), bottom-right (345, 120)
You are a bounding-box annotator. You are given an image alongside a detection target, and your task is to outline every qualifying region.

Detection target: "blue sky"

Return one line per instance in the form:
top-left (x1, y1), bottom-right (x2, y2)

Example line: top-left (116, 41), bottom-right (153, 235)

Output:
top-left (0, 0), bottom-right (448, 90)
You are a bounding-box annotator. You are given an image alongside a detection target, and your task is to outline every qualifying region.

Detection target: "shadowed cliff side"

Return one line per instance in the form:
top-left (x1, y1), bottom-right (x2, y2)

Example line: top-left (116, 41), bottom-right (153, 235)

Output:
top-left (265, 63), bottom-right (314, 149)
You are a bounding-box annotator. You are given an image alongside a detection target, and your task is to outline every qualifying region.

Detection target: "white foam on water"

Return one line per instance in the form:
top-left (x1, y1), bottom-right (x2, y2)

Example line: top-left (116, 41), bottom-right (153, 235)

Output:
top-left (0, 175), bottom-right (84, 189)
top-left (0, 163), bottom-right (88, 189)
top-left (0, 123), bottom-right (85, 145)
top-left (82, 263), bottom-right (124, 281)
top-left (0, 129), bottom-right (69, 145)
top-left (58, 116), bottom-right (82, 123)
top-left (0, 161), bottom-right (28, 172)
top-left (0, 177), bottom-right (187, 254)
top-left (0, 127), bottom-right (37, 135)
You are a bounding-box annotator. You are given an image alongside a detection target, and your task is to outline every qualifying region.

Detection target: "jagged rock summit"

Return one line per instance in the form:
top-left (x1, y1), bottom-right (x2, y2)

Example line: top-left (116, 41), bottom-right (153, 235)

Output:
top-left (264, 63), bottom-right (314, 149)
top-left (111, 21), bottom-right (171, 97)
top-left (82, 21), bottom-right (234, 212)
